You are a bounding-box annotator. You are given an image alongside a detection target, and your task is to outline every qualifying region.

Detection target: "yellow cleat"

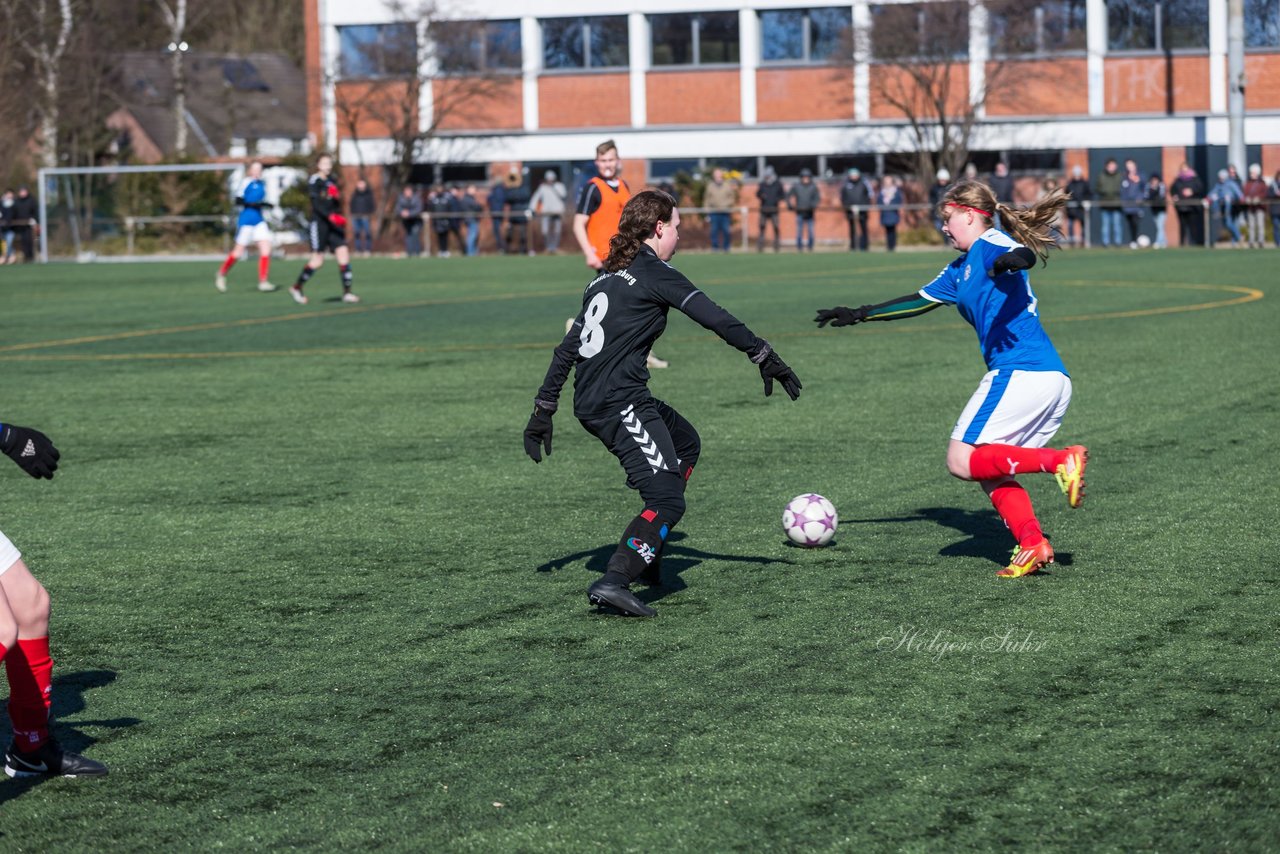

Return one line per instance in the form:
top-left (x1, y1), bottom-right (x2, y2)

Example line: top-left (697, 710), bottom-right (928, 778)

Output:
top-left (1055, 445), bottom-right (1088, 509)
top-left (997, 539), bottom-right (1054, 578)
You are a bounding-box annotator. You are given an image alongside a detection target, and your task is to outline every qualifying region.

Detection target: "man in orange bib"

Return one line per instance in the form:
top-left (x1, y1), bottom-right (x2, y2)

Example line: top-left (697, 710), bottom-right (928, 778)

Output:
top-left (572, 139), bottom-right (669, 369)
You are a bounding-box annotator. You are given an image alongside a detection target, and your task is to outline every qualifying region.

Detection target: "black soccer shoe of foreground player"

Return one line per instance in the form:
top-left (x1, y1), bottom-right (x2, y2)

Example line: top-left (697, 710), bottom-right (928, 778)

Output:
top-left (5, 739), bottom-right (109, 778)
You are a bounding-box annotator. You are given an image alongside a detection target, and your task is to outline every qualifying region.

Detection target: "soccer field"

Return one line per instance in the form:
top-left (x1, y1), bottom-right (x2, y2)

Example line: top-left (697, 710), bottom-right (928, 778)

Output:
top-left (0, 248), bottom-right (1276, 850)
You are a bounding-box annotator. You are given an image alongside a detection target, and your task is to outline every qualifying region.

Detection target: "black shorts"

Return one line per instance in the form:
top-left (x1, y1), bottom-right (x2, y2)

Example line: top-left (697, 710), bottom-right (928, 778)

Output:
top-left (581, 398), bottom-right (700, 491)
top-left (308, 219), bottom-right (347, 253)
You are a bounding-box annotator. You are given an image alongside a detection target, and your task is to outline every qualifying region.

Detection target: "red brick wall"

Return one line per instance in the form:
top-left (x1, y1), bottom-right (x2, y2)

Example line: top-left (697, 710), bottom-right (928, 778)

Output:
top-left (645, 70), bottom-right (740, 125)
top-left (303, 0), bottom-right (324, 146)
top-left (756, 67), bottom-right (854, 123)
top-left (869, 62), bottom-right (971, 120)
top-left (1104, 55), bottom-right (1211, 113)
top-left (539, 74), bottom-right (631, 129)
top-left (1244, 54), bottom-right (1280, 109)
top-left (435, 77), bottom-right (523, 131)
top-left (334, 80), bottom-right (418, 141)
top-left (986, 58), bottom-right (1088, 116)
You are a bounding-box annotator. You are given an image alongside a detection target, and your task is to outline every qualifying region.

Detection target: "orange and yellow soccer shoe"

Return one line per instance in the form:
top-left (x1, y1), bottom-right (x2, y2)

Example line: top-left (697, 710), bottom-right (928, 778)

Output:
top-left (997, 539), bottom-right (1055, 578)
top-left (1055, 445), bottom-right (1088, 509)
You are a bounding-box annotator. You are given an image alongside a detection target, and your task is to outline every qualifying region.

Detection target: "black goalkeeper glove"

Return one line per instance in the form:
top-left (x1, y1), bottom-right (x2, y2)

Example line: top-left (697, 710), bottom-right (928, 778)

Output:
top-left (523, 401), bottom-right (555, 463)
top-left (750, 342), bottom-right (802, 401)
top-left (987, 246), bottom-right (1036, 278)
top-left (0, 423), bottom-right (59, 479)
top-left (814, 306), bottom-right (869, 328)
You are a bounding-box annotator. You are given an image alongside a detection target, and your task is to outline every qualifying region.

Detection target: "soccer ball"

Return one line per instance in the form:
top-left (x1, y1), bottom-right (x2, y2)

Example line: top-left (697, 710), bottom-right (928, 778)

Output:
top-left (783, 493), bottom-right (838, 547)
top-left (1136, 234), bottom-right (1152, 248)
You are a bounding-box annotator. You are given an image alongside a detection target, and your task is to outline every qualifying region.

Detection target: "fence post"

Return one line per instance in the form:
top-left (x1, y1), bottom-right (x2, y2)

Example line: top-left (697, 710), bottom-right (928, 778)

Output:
top-left (1203, 199), bottom-right (1212, 248)
top-left (125, 217), bottom-right (135, 256)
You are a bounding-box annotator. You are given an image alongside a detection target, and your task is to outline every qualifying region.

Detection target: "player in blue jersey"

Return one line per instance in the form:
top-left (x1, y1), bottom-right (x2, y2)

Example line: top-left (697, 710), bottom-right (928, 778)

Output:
top-left (216, 161), bottom-right (277, 293)
top-left (815, 180), bottom-right (1086, 578)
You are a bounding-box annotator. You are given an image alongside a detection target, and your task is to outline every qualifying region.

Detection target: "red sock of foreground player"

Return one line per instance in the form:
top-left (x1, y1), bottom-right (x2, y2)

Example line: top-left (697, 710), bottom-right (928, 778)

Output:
top-left (219, 253), bottom-right (237, 275)
top-left (988, 481), bottom-right (1044, 547)
top-left (969, 444), bottom-right (1062, 481)
top-left (6, 637), bottom-right (53, 750)
top-left (258, 255), bottom-right (271, 282)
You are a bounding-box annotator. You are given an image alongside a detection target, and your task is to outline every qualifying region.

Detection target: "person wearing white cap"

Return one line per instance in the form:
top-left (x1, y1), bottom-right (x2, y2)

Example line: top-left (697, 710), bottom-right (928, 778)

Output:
top-left (530, 170), bottom-right (568, 253)
top-left (929, 167), bottom-right (952, 239)
top-left (1241, 164), bottom-right (1268, 249)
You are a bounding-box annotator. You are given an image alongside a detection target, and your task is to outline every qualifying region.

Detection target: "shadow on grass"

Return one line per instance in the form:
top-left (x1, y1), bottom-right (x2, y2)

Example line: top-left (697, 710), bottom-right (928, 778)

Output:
top-left (848, 506), bottom-right (1074, 569)
top-left (0, 669), bottom-right (140, 811)
top-left (536, 531), bottom-right (791, 606)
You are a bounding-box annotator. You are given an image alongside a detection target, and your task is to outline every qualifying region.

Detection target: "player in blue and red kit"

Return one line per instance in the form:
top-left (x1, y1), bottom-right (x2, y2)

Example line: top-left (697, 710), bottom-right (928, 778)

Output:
top-left (0, 422), bottom-right (107, 777)
top-left (815, 180), bottom-right (1086, 578)
top-left (291, 153), bottom-right (359, 305)
top-left (216, 160), bottom-right (276, 293)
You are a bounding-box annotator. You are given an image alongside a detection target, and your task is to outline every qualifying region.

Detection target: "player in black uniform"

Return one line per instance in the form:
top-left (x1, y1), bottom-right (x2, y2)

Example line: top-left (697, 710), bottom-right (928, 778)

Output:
top-left (290, 153), bottom-right (359, 305)
top-left (524, 190), bottom-right (801, 617)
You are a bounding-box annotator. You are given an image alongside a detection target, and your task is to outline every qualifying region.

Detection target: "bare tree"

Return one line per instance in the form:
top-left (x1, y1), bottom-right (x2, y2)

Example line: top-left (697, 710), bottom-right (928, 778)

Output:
top-left (154, 0), bottom-right (192, 155)
top-left (0, 0), bottom-right (75, 169)
top-left (329, 1), bottom-right (509, 233)
top-left (847, 1), bottom-right (1056, 186)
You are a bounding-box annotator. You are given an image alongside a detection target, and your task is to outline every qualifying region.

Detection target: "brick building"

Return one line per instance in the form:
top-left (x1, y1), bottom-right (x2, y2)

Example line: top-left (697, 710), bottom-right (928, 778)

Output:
top-left (304, 0), bottom-right (1280, 247)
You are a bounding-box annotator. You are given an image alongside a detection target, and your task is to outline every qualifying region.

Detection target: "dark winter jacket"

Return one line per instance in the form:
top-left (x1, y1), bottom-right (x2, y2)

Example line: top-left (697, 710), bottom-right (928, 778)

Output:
top-left (756, 178), bottom-right (784, 213)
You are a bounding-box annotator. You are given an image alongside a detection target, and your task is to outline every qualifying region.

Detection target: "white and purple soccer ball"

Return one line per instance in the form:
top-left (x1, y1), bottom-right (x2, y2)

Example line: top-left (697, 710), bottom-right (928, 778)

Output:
top-left (783, 493), bottom-right (838, 547)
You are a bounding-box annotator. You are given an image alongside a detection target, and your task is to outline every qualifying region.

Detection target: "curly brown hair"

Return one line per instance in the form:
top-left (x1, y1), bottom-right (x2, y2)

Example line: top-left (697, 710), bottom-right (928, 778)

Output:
top-left (603, 190), bottom-right (677, 272)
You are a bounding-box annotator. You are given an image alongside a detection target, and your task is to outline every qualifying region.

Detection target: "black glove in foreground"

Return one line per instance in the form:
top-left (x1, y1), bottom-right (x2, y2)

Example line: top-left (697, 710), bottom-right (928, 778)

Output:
top-left (523, 405), bottom-right (554, 462)
top-left (0, 424), bottom-right (59, 479)
top-left (814, 306), bottom-right (869, 327)
top-left (750, 343), bottom-right (802, 401)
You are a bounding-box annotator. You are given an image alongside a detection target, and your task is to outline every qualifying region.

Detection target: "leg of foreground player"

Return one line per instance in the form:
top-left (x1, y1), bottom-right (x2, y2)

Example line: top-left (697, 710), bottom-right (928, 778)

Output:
top-left (1, 560), bottom-right (107, 778)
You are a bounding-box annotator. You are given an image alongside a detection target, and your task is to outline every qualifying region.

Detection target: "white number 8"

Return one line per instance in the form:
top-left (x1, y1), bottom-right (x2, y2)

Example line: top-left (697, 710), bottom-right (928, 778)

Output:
top-left (579, 292), bottom-right (609, 358)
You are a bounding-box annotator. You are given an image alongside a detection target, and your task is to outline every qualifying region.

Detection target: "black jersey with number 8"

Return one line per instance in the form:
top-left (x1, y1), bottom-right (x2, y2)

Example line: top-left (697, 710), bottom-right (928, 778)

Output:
top-left (535, 245), bottom-right (764, 419)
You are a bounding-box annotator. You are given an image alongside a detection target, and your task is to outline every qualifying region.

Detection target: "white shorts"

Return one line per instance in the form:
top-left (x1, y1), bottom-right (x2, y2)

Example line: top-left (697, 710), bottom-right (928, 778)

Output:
top-left (0, 529), bottom-right (22, 576)
top-left (235, 223), bottom-right (273, 246)
top-left (951, 369), bottom-right (1072, 448)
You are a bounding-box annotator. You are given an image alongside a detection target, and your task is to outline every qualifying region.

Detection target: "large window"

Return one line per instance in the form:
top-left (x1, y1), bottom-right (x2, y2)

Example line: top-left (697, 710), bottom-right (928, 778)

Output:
top-left (870, 3), bottom-right (969, 61)
top-left (337, 24), bottom-right (417, 78)
top-left (1107, 0), bottom-right (1209, 51)
top-left (435, 19), bottom-right (522, 73)
top-left (651, 12), bottom-right (740, 66)
top-left (1246, 0), bottom-right (1280, 47)
top-left (988, 1), bottom-right (1087, 55)
top-left (543, 16), bottom-right (629, 69)
top-left (760, 7), bottom-right (852, 63)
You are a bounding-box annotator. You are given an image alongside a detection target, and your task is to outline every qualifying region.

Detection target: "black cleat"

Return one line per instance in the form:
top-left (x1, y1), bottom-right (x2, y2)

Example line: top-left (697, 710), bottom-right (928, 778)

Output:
top-left (587, 579), bottom-right (657, 617)
top-left (5, 740), bottom-right (108, 778)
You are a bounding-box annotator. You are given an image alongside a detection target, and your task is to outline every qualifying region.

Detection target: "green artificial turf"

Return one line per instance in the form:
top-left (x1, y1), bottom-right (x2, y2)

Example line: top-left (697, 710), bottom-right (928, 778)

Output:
top-left (0, 248), bottom-right (1275, 850)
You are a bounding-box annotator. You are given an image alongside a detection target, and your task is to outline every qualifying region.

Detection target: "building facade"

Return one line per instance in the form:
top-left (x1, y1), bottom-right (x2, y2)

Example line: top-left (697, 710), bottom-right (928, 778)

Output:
top-left (305, 0), bottom-right (1280, 243)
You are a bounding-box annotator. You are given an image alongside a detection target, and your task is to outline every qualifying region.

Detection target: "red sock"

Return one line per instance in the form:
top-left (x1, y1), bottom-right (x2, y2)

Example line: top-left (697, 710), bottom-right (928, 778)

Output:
top-left (6, 637), bottom-right (52, 750)
top-left (219, 253), bottom-right (237, 275)
top-left (258, 255), bottom-right (270, 282)
top-left (988, 482), bottom-right (1044, 547)
top-left (969, 444), bottom-right (1062, 480)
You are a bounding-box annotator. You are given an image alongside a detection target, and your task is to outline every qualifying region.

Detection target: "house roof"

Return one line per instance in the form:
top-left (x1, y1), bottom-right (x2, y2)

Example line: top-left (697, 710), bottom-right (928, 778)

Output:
top-left (117, 51), bottom-right (308, 157)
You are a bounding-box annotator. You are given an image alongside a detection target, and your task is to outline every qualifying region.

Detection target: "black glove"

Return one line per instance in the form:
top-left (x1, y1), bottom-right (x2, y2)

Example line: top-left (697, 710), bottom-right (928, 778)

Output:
top-left (987, 246), bottom-right (1036, 278)
top-left (814, 306), bottom-right (869, 328)
top-left (0, 424), bottom-right (59, 479)
top-left (523, 402), bottom-right (555, 463)
top-left (750, 342), bottom-right (802, 401)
